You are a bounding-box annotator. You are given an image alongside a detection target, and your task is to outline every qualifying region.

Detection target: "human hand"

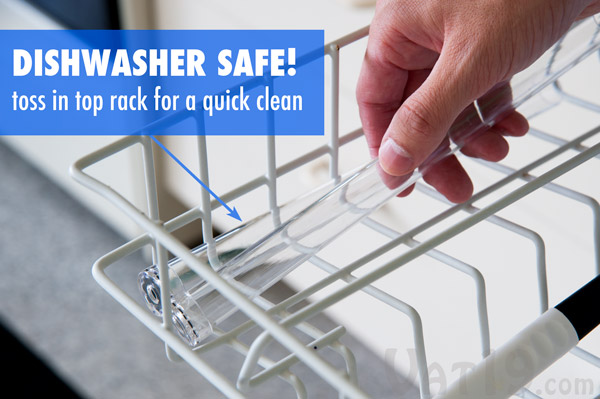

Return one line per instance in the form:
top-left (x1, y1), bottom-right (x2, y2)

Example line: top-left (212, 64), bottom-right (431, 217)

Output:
top-left (357, 0), bottom-right (600, 202)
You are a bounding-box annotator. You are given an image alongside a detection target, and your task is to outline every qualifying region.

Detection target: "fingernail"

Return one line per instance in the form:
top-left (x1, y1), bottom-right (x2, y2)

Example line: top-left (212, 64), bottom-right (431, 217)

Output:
top-left (378, 138), bottom-right (414, 174)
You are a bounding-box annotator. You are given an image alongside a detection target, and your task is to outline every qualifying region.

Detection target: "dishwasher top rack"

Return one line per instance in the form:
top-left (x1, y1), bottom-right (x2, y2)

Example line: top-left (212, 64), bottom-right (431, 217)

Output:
top-left (71, 18), bottom-right (600, 399)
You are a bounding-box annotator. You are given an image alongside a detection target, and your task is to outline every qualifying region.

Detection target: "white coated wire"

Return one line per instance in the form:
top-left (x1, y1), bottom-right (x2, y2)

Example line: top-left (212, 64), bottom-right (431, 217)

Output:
top-left (71, 19), bottom-right (600, 399)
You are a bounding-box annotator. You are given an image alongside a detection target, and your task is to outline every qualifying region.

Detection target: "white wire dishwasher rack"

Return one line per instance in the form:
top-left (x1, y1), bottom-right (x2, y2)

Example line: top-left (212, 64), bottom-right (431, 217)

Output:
top-left (71, 20), bottom-right (600, 399)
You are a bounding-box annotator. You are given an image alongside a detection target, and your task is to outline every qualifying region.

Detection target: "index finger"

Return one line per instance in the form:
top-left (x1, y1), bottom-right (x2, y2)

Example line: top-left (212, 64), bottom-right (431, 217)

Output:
top-left (356, 22), bottom-right (438, 159)
top-left (356, 47), bottom-right (408, 158)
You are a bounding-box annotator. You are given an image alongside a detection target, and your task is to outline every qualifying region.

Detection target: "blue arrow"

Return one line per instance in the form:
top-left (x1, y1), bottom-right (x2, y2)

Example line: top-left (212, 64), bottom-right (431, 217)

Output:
top-left (149, 135), bottom-right (242, 222)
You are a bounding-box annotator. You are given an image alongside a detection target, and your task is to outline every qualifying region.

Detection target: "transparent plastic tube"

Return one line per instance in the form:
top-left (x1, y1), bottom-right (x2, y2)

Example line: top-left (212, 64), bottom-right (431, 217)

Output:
top-left (139, 17), bottom-right (600, 347)
top-left (139, 180), bottom-right (342, 345)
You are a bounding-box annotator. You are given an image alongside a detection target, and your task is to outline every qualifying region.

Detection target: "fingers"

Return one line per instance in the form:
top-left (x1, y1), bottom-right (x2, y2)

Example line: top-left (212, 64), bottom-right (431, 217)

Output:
top-left (494, 111), bottom-right (529, 137)
top-left (377, 136), bottom-right (474, 203)
top-left (397, 183), bottom-right (416, 197)
top-left (460, 130), bottom-right (510, 162)
top-left (378, 44), bottom-right (490, 176)
top-left (356, 50), bottom-right (408, 158)
top-left (460, 110), bottom-right (529, 161)
top-left (577, 1), bottom-right (600, 19)
top-left (422, 153), bottom-right (473, 203)
top-left (421, 109), bottom-right (527, 203)
top-left (375, 163), bottom-right (415, 197)
top-left (356, 8), bottom-right (438, 159)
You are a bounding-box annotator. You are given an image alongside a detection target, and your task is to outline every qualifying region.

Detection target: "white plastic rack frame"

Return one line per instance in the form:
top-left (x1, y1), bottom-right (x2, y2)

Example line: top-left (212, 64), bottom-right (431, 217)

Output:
top-left (71, 23), bottom-right (600, 399)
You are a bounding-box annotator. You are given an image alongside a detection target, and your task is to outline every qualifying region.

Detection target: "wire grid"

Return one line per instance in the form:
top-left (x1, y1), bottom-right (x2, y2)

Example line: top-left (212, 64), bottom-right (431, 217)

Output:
top-left (70, 25), bottom-right (600, 399)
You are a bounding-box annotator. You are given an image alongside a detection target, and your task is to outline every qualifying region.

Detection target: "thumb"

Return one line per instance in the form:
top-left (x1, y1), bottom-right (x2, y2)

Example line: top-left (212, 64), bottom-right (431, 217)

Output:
top-left (378, 48), bottom-right (486, 175)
